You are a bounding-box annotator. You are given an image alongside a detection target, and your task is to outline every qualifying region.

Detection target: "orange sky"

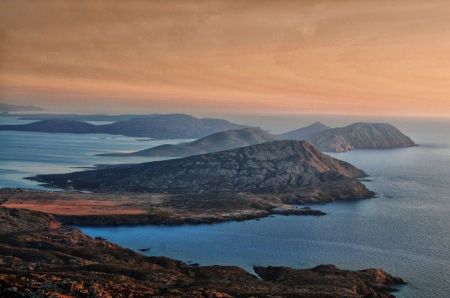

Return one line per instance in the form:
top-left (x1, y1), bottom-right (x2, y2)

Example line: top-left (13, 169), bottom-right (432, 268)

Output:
top-left (1, 0), bottom-right (450, 116)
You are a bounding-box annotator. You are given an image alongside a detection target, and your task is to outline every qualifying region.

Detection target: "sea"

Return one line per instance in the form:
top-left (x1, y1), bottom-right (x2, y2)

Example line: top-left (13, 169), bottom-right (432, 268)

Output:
top-left (0, 115), bottom-right (449, 297)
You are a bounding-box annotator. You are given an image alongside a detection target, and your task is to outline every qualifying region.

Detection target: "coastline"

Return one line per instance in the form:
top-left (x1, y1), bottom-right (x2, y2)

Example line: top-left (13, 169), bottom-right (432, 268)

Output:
top-left (0, 206), bottom-right (405, 297)
top-left (0, 187), bottom-right (378, 227)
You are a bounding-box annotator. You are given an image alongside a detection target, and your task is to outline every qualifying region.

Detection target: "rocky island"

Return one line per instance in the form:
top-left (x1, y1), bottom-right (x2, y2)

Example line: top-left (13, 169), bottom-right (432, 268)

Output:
top-left (280, 122), bottom-right (416, 152)
top-left (32, 141), bottom-right (372, 197)
top-left (99, 127), bottom-right (277, 157)
top-left (0, 206), bottom-right (405, 297)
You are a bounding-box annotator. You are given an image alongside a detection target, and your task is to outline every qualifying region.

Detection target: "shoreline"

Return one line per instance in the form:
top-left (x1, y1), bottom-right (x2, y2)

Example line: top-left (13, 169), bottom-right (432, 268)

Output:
top-left (0, 206), bottom-right (406, 297)
top-left (0, 188), bottom-right (334, 227)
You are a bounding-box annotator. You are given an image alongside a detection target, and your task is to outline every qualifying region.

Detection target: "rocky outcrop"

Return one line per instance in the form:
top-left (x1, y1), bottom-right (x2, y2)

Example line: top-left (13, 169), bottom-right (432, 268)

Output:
top-left (307, 123), bottom-right (416, 152)
top-left (0, 207), bottom-right (405, 297)
top-left (0, 114), bottom-right (244, 139)
top-left (254, 265), bottom-right (405, 297)
top-left (99, 127), bottom-right (277, 157)
top-left (278, 121), bottom-right (330, 140)
top-left (32, 141), bottom-right (370, 196)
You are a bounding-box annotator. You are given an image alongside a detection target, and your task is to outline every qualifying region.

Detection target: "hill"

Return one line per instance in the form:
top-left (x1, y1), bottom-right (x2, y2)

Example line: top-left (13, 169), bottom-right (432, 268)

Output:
top-left (100, 127), bottom-right (277, 157)
top-left (278, 122), bottom-right (330, 140)
top-left (33, 141), bottom-right (371, 199)
top-left (307, 123), bottom-right (416, 152)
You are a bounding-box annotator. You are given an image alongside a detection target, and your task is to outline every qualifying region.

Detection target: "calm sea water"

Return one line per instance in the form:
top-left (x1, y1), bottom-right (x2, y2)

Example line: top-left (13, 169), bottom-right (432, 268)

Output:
top-left (0, 117), bottom-right (189, 189)
top-left (1, 116), bottom-right (449, 297)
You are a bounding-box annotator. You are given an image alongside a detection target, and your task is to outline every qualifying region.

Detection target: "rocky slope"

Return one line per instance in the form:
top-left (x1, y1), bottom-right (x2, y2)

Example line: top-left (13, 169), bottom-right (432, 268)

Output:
top-left (307, 123), bottom-right (416, 152)
top-left (100, 127), bottom-right (277, 157)
top-left (0, 207), bottom-right (405, 297)
top-left (278, 121), bottom-right (330, 140)
top-left (33, 141), bottom-right (371, 197)
top-left (0, 114), bottom-right (244, 139)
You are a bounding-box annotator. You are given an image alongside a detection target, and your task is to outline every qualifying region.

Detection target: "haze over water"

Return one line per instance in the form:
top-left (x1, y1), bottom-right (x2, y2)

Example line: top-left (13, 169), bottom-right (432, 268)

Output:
top-left (1, 116), bottom-right (449, 297)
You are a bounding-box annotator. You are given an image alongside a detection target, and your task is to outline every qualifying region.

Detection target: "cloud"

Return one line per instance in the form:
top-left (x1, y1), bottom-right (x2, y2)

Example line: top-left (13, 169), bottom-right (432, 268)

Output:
top-left (1, 0), bottom-right (449, 116)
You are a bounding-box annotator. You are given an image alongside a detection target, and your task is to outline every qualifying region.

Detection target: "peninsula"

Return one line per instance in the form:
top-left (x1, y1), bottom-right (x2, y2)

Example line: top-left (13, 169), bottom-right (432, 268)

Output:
top-left (0, 206), bottom-right (405, 297)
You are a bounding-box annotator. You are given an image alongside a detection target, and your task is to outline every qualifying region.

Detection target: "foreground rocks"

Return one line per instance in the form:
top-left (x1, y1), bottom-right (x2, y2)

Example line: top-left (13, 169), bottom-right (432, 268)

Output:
top-left (0, 207), bottom-right (405, 297)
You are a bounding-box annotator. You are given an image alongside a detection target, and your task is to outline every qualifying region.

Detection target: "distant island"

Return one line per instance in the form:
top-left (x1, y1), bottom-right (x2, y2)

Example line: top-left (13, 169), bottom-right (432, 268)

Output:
top-left (0, 110), bottom-right (416, 152)
top-left (0, 102), bottom-right (42, 112)
top-left (280, 122), bottom-right (416, 152)
top-left (97, 121), bottom-right (416, 157)
top-left (3, 113), bottom-right (146, 122)
top-left (1, 112), bottom-right (416, 153)
top-left (99, 127), bottom-right (277, 157)
top-left (0, 114), bottom-right (245, 139)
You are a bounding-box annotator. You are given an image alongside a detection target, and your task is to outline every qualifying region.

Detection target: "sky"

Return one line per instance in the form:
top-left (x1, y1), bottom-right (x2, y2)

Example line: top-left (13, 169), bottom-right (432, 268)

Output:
top-left (1, 0), bottom-right (450, 117)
